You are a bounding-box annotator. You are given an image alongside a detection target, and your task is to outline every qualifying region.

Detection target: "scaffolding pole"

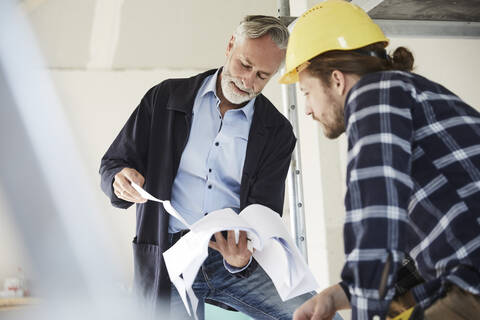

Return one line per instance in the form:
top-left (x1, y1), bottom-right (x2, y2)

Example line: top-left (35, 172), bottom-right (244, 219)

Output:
top-left (278, 0), bottom-right (309, 261)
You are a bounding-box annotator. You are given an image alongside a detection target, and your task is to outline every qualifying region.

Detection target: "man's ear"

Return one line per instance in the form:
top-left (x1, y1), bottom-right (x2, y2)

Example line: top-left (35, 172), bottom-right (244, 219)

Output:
top-left (331, 70), bottom-right (346, 96)
top-left (226, 36), bottom-right (235, 56)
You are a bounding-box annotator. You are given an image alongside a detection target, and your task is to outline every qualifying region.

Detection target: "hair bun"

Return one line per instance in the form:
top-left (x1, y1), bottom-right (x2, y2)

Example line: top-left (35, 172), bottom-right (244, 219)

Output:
top-left (391, 47), bottom-right (414, 71)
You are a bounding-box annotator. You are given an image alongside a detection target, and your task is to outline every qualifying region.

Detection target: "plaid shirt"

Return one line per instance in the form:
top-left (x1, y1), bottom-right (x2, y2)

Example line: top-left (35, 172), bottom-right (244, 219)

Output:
top-left (341, 71), bottom-right (480, 320)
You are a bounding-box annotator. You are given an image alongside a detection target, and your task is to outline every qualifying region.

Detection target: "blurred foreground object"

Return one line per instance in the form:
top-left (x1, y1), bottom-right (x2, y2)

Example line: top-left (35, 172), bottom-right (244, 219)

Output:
top-left (0, 1), bottom-right (153, 319)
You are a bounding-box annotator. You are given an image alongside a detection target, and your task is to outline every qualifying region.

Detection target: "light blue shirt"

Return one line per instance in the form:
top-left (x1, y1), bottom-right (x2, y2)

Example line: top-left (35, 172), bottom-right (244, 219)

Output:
top-left (169, 69), bottom-right (255, 232)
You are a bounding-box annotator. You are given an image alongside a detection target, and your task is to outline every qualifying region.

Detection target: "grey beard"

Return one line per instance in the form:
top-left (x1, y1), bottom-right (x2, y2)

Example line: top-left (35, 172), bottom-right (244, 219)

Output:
top-left (220, 74), bottom-right (257, 105)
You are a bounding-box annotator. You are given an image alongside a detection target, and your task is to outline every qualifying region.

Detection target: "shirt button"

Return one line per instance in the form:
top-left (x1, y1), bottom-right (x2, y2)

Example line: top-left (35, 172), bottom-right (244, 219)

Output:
top-left (204, 212), bottom-right (208, 216)
top-left (208, 185), bottom-right (212, 189)
top-left (208, 168), bottom-right (212, 173)
top-left (215, 142), bottom-right (219, 146)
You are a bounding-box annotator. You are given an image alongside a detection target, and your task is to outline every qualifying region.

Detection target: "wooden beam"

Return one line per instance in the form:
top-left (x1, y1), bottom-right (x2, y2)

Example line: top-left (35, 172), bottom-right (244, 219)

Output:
top-left (87, 0), bottom-right (125, 69)
top-left (351, 0), bottom-right (385, 12)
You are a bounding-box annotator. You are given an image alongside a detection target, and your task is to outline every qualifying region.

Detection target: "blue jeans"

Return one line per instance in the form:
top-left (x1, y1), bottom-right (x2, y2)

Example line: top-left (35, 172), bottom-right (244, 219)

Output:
top-left (168, 234), bottom-right (343, 320)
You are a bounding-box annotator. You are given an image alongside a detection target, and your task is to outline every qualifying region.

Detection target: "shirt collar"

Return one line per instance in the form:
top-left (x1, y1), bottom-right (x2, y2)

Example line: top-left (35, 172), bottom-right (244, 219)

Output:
top-left (197, 68), bottom-right (220, 99)
top-left (198, 68), bottom-right (256, 122)
top-left (239, 97), bottom-right (256, 122)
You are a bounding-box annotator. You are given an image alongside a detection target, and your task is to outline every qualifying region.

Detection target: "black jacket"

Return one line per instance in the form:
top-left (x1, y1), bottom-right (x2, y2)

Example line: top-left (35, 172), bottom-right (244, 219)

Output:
top-left (100, 68), bottom-right (296, 313)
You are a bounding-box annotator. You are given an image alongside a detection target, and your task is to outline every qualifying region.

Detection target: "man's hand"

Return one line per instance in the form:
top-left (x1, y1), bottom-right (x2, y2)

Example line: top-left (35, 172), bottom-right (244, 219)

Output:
top-left (209, 230), bottom-right (252, 268)
top-left (293, 284), bottom-right (350, 320)
top-left (113, 168), bottom-right (147, 203)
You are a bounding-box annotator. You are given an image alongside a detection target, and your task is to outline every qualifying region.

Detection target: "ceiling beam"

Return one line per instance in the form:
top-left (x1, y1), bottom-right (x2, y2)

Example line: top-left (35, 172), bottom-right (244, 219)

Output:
top-left (376, 20), bottom-right (480, 38)
top-left (87, 0), bottom-right (125, 70)
top-left (351, 0), bottom-right (385, 12)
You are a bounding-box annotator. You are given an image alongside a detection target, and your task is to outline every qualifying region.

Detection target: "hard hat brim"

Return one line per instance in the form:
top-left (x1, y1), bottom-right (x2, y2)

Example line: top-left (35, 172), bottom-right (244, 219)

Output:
top-left (279, 70), bottom-right (298, 84)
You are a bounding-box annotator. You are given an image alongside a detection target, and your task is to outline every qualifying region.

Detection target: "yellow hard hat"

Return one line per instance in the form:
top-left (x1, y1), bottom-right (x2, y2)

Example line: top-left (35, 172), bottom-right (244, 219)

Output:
top-left (279, 0), bottom-right (389, 84)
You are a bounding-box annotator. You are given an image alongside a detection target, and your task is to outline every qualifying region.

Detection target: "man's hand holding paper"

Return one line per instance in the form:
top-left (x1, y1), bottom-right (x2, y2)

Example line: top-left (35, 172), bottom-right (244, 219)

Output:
top-left (209, 230), bottom-right (252, 268)
top-left (113, 168), bottom-right (147, 203)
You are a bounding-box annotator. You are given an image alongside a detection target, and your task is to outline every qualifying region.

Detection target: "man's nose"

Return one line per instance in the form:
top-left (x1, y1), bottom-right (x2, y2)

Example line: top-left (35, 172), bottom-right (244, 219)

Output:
top-left (305, 104), bottom-right (313, 115)
top-left (241, 72), bottom-right (256, 90)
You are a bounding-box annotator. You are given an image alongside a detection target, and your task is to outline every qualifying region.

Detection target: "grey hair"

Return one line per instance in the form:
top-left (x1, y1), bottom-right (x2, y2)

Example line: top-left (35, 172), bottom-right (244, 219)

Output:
top-left (234, 15), bottom-right (289, 49)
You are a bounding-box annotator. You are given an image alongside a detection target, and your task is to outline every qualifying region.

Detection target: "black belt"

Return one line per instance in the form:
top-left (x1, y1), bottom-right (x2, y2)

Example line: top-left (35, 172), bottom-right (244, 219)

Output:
top-left (170, 229), bottom-right (190, 245)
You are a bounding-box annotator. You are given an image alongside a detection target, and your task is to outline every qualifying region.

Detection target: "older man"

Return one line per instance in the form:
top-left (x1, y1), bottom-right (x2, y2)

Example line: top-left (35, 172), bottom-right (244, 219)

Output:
top-left (100, 15), bottom-right (329, 320)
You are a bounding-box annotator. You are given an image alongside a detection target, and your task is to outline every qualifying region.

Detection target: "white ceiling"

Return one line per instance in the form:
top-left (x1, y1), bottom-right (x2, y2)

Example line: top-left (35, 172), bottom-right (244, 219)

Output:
top-left (22, 0), bottom-right (282, 70)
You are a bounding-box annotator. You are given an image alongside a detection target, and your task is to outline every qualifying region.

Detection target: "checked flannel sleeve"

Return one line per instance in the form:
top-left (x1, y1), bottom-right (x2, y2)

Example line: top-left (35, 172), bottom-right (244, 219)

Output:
top-left (341, 73), bottom-right (416, 320)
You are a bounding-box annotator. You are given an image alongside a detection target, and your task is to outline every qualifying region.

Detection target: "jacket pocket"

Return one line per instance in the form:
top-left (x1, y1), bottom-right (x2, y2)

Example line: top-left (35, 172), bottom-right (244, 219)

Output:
top-left (132, 237), bottom-right (161, 305)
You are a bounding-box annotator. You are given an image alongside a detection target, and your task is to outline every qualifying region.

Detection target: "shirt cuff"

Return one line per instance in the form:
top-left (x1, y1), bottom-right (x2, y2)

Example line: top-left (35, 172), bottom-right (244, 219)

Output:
top-left (351, 295), bottom-right (391, 320)
top-left (223, 256), bottom-right (253, 274)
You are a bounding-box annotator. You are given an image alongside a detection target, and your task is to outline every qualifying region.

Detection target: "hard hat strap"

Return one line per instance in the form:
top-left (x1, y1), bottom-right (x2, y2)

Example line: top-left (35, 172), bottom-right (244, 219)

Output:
top-left (354, 48), bottom-right (390, 63)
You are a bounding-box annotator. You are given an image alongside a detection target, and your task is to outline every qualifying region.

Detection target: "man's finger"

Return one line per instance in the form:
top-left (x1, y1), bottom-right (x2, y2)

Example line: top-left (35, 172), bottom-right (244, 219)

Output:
top-left (115, 174), bottom-right (133, 193)
top-left (117, 191), bottom-right (146, 203)
top-left (126, 186), bottom-right (147, 202)
top-left (118, 169), bottom-right (144, 197)
top-left (122, 181), bottom-right (146, 202)
top-left (124, 168), bottom-right (145, 188)
top-left (130, 195), bottom-right (147, 203)
top-left (122, 180), bottom-right (143, 199)
top-left (113, 180), bottom-right (122, 197)
top-left (120, 187), bottom-right (136, 200)
top-left (213, 232), bottom-right (227, 248)
top-left (113, 174), bottom-right (127, 194)
top-left (209, 240), bottom-right (220, 252)
top-left (238, 231), bottom-right (248, 250)
top-left (293, 307), bottom-right (312, 320)
top-left (114, 180), bottom-right (146, 203)
top-left (227, 230), bottom-right (237, 247)
top-left (120, 190), bottom-right (140, 203)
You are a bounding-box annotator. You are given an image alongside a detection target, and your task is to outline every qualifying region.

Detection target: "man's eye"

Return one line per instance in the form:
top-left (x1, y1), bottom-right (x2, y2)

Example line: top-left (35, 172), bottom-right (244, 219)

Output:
top-left (241, 63), bottom-right (251, 69)
top-left (257, 74), bottom-right (266, 80)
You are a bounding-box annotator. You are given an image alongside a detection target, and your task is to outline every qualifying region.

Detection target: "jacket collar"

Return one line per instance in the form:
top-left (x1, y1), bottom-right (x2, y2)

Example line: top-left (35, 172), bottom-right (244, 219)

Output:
top-left (166, 68), bottom-right (283, 128)
top-left (166, 69), bottom-right (217, 113)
